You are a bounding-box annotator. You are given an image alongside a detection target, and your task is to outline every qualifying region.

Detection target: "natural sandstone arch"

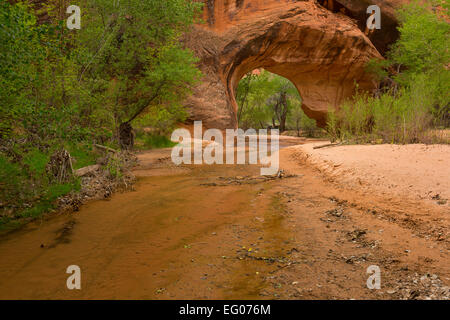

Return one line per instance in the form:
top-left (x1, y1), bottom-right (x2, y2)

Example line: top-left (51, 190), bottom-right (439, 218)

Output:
top-left (223, 17), bottom-right (382, 128)
top-left (184, 0), bottom-right (407, 129)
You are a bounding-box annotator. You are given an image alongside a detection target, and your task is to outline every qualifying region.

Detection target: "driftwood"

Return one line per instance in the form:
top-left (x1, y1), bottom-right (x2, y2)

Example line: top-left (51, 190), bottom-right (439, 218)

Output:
top-left (94, 144), bottom-right (117, 153)
top-left (75, 164), bottom-right (101, 177)
top-left (313, 142), bottom-right (342, 150)
top-left (46, 149), bottom-right (74, 183)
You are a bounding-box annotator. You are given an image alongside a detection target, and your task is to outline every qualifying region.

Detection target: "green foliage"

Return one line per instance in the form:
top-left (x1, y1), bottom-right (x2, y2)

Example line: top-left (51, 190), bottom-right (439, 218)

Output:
top-left (134, 104), bottom-right (188, 136)
top-left (0, 179), bottom-right (80, 233)
top-left (1, 0), bottom-right (202, 143)
top-left (135, 132), bottom-right (177, 150)
top-left (0, 1), bottom-right (45, 138)
top-left (75, 0), bottom-right (203, 130)
top-left (0, 142), bottom-right (91, 232)
top-left (329, 1), bottom-right (449, 144)
top-left (388, 1), bottom-right (449, 84)
top-left (237, 71), bottom-right (275, 129)
top-left (236, 70), bottom-right (315, 132)
top-left (327, 82), bottom-right (447, 144)
top-left (105, 153), bottom-right (125, 179)
top-left (236, 70), bottom-right (319, 134)
top-left (0, 0), bottom-right (203, 229)
top-left (285, 94), bottom-right (320, 137)
top-left (0, 155), bottom-right (24, 205)
top-left (21, 148), bottom-right (50, 179)
top-left (66, 143), bottom-right (97, 169)
top-left (288, 104), bottom-right (319, 137)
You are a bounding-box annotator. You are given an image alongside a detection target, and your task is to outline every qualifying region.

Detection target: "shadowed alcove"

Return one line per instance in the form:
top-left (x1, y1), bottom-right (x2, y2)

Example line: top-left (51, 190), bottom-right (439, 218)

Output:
top-left (184, 0), bottom-right (383, 129)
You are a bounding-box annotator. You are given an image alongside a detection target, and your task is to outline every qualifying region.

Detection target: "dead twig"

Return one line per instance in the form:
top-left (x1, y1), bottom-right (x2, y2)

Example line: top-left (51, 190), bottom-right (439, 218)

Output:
top-left (313, 142), bottom-right (343, 150)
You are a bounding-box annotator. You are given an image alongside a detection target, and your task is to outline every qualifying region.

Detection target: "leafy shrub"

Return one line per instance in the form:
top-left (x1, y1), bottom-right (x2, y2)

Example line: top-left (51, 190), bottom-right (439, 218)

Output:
top-left (135, 132), bottom-right (176, 150)
top-left (327, 1), bottom-right (449, 144)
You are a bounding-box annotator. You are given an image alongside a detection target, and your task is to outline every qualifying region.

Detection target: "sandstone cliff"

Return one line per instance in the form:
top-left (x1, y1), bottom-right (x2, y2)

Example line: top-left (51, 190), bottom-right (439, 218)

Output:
top-left (185, 0), bottom-right (409, 128)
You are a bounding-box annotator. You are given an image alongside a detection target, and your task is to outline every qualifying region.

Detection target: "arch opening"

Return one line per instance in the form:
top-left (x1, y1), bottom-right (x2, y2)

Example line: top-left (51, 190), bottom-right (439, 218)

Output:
top-left (235, 69), bottom-right (322, 137)
top-left (184, 0), bottom-right (382, 130)
top-left (223, 22), bottom-right (380, 129)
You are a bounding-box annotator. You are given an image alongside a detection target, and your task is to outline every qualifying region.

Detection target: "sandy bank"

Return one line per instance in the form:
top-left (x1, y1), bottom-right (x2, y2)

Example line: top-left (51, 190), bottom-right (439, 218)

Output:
top-left (288, 143), bottom-right (450, 206)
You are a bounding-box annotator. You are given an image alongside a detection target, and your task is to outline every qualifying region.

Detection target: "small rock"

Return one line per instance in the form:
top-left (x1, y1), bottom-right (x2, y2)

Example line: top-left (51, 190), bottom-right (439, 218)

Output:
top-left (387, 289), bottom-right (396, 294)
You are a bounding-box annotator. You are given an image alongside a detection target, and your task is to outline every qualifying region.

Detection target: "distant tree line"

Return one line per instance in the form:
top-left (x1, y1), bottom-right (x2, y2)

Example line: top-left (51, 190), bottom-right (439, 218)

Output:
top-left (235, 70), bottom-right (319, 137)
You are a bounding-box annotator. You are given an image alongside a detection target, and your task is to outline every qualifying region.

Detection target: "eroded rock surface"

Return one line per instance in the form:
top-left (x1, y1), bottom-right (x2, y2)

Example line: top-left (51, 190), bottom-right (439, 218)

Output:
top-left (185, 0), bottom-right (407, 128)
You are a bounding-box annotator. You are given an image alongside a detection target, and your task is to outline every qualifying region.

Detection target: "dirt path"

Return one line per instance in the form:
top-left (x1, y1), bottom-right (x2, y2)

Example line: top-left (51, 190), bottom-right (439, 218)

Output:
top-left (0, 146), bottom-right (448, 299)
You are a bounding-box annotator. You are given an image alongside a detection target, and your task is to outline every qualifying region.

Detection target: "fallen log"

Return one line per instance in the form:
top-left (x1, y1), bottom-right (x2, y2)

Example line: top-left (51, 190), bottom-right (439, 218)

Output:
top-left (94, 144), bottom-right (117, 153)
top-left (75, 164), bottom-right (101, 177)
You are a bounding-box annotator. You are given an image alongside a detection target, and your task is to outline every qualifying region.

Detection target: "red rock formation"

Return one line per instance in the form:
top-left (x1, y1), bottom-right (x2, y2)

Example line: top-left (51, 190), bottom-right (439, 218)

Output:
top-left (21, 0), bottom-right (409, 129)
top-left (186, 0), bottom-right (408, 128)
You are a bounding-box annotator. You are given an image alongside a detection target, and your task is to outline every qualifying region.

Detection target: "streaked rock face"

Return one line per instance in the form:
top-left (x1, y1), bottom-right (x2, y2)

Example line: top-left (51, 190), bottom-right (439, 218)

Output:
top-left (185, 0), bottom-right (407, 128)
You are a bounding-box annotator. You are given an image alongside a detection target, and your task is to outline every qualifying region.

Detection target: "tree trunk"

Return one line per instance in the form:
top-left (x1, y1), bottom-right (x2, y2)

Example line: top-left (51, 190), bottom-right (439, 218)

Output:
top-left (280, 116), bottom-right (286, 132)
top-left (237, 73), bottom-right (252, 123)
top-left (279, 93), bottom-right (288, 132)
top-left (119, 122), bottom-right (134, 150)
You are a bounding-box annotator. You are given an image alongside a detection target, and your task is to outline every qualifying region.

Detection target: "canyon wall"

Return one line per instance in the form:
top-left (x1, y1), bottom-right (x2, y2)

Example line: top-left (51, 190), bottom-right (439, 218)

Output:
top-left (185, 0), bottom-right (408, 128)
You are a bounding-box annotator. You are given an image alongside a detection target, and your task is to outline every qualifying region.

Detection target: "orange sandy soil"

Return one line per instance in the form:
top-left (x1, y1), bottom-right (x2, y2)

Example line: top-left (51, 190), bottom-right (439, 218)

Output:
top-left (292, 143), bottom-right (450, 204)
top-left (0, 141), bottom-right (448, 300)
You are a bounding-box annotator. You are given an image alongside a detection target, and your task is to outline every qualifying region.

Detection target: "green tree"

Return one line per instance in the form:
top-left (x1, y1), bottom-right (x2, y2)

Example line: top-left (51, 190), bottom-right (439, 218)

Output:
top-left (266, 76), bottom-right (299, 132)
top-left (370, 0), bottom-right (449, 125)
top-left (332, 0), bottom-right (450, 143)
top-left (236, 72), bottom-right (256, 123)
top-left (74, 0), bottom-right (203, 149)
top-left (287, 99), bottom-right (304, 137)
top-left (389, 1), bottom-right (449, 83)
top-left (0, 0), bottom-right (205, 228)
top-left (0, 1), bottom-right (47, 138)
top-left (236, 70), bottom-right (318, 133)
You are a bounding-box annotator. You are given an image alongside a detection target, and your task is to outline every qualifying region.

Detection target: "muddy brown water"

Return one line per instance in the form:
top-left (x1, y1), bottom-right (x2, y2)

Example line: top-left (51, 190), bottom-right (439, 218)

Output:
top-left (0, 160), bottom-right (287, 299)
top-left (0, 144), bottom-right (448, 299)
